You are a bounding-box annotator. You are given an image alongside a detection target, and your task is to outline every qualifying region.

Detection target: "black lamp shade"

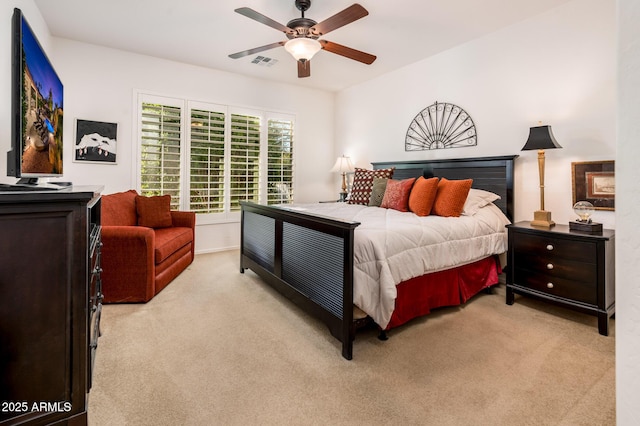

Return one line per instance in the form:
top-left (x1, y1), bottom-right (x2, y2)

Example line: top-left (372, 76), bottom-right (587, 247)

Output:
top-left (521, 125), bottom-right (562, 151)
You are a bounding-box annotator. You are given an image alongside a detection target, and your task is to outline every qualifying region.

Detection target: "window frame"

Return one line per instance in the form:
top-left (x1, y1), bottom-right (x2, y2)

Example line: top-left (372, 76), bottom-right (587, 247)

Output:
top-left (135, 92), bottom-right (295, 225)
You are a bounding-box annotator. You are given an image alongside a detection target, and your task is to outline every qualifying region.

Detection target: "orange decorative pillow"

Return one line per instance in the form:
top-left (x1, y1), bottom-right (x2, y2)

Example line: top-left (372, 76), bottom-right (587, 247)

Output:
top-left (380, 178), bottom-right (416, 212)
top-left (431, 178), bottom-right (473, 217)
top-left (408, 177), bottom-right (439, 216)
top-left (136, 195), bottom-right (173, 228)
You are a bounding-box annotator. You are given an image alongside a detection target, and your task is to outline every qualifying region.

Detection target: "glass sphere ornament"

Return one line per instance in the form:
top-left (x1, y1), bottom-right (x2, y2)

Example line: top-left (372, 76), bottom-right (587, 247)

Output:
top-left (573, 201), bottom-right (595, 222)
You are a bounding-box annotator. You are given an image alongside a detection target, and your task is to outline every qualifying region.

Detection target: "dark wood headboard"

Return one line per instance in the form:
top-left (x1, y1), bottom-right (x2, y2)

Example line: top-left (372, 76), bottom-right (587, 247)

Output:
top-left (372, 155), bottom-right (517, 221)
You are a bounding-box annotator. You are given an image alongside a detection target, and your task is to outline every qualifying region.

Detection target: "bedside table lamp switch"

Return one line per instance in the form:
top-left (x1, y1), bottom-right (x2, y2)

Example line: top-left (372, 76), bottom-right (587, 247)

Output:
top-left (521, 124), bottom-right (562, 228)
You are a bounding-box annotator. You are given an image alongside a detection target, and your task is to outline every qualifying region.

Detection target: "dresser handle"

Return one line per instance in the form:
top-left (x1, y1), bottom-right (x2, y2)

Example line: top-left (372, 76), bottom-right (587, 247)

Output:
top-left (546, 263), bottom-right (554, 270)
top-left (547, 282), bottom-right (554, 289)
top-left (546, 244), bottom-right (554, 251)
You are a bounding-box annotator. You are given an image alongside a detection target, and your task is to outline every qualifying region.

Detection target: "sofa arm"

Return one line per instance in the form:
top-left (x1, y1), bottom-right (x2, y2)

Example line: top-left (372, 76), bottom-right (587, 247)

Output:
top-left (101, 225), bottom-right (156, 303)
top-left (171, 211), bottom-right (196, 229)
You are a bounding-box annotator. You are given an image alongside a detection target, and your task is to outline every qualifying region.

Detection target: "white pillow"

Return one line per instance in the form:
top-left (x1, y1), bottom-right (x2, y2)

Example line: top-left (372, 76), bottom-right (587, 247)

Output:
top-left (462, 188), bottom-right (501, 216)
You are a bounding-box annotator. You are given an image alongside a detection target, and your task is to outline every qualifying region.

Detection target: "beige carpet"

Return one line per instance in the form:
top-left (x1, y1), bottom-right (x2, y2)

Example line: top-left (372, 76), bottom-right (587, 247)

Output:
top-left (88, 250), bottom-right (615, 425)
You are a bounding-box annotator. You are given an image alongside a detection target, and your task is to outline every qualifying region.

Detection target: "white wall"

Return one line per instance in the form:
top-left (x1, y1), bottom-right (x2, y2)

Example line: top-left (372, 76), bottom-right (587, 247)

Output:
top-left (335, 0), bottom-right (616, 229)
top-left (616, 0), bottom-right (640, 423)
top-left (0, 0), bottom-right (336, 254)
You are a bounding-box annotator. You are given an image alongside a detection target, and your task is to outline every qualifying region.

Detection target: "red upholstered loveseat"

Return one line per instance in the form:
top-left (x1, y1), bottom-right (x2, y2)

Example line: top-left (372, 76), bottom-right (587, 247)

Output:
top-left (100, 190), bottom-right (196, 303)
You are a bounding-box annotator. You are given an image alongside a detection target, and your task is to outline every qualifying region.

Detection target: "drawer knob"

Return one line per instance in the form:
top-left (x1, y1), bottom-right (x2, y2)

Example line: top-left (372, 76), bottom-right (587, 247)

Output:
top-left (546, 244), bottom-right (554, 251)
top-left (546, 263), bottom-right (554, 270)
top-left (547, 282), bottom-right (554, 289)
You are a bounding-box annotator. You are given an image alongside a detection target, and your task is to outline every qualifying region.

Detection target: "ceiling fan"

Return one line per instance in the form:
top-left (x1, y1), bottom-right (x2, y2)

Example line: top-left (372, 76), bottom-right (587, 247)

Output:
top-left (228, 0), bottom-right (376, 78)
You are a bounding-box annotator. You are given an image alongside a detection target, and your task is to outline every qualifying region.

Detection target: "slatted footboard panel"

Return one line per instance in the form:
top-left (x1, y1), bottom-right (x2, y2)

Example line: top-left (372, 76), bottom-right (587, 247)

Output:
top-left (282, 223), bottom-right (345, 319)
top-left (240, 202), bottom-right (360, 359)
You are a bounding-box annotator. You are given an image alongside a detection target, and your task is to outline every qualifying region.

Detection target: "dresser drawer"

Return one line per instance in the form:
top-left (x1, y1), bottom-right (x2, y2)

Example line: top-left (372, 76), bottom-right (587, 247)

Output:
top-left (513, 267), bottom-right (597, 305)
top-left (512, 232), bottom-right (597, 263)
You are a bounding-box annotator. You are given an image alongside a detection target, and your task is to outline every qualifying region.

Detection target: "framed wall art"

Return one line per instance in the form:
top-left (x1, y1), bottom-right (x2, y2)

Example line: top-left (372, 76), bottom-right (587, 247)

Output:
top-left (74, 119), bottom-right (118, 164)
top-left (571, 160), bottom-right (615, 210)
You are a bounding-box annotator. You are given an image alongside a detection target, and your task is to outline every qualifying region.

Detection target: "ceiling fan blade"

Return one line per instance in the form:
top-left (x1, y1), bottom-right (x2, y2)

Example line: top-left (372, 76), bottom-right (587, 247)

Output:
top-left (228, 41), bottom-right (285, 59)
top-left (298, 60), bottom-right (311, 78)
top-left (234, 7), bottom-right (296, 35)
top-left (309, 4), bottom-right (369, 36)
top-left (320, 40), bottom-right (376, 64)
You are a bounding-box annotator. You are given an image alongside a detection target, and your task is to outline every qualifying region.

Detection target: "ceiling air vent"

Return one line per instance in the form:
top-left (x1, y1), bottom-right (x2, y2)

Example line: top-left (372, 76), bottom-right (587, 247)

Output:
top-left (251, 56), bottom-right (278, 67)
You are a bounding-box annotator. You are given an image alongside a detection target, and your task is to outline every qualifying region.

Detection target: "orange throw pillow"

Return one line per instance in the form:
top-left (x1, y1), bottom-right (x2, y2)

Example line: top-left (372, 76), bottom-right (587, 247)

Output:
top-left (432, 178), bottom-right (473, 217)
top-left (136, 195), bottom-right (173, 228)
top-left (408, 177), bottom-right (439, 216)
top-left (380, 178), bottom-right (416, 212)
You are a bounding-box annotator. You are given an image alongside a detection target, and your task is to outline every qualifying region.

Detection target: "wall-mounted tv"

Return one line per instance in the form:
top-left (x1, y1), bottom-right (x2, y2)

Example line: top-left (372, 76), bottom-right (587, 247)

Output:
top-left (6, 8), bottom-right (64, 185)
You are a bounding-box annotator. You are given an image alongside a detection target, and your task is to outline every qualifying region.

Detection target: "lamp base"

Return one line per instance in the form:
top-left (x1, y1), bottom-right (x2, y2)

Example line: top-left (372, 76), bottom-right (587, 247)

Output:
top-left (531, 210), bottom-right (555, 228)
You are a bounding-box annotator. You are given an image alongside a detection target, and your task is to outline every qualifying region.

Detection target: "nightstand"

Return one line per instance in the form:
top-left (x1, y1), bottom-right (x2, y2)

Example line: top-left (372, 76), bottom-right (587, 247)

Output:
top-left (505, 221), bottom-right (615, 335)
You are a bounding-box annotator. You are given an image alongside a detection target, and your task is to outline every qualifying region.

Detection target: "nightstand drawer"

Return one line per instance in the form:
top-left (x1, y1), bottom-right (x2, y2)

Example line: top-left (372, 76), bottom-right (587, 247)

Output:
top-left (512, 233), bottom-right (597, 263)
top-left (513, 267), bottom-right (597, 305)
top-left (512, 252), bottom-right (596, 282)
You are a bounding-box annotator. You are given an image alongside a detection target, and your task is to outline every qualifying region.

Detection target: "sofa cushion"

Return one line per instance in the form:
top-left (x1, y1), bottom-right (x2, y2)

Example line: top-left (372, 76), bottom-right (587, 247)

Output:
top-left (136, 195), bottom-right (173, 228)
top-left (154, 227), bottom-right (193, 264)
top-left (101, 190), bottom-right (138, 226)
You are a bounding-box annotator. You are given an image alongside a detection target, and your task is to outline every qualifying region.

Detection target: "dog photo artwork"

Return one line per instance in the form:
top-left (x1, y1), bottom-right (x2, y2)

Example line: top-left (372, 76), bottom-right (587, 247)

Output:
top-left (75, 119), bottom-right (117, 163)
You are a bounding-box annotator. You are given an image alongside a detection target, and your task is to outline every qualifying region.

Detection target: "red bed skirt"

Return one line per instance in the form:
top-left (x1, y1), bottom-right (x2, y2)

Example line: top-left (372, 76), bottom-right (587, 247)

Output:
top-left (385, 255), bottom-right (502, 330)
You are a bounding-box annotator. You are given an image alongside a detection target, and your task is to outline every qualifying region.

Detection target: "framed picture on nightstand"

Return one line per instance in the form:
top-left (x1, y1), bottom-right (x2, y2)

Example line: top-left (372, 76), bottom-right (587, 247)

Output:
top-left (571, 160), bottom-right (615, 210)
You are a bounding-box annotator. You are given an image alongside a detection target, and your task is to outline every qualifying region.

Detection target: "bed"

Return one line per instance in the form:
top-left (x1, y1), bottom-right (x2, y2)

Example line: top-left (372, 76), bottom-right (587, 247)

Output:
top-left (240, 155), bottom-right (517, 360)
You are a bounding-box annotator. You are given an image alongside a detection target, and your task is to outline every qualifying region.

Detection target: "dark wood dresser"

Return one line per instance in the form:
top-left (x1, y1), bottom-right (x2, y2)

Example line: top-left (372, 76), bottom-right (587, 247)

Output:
top-left (505, 221), bottom-right (615, 335)
top-left (0, 186), bottom-right (103, 425)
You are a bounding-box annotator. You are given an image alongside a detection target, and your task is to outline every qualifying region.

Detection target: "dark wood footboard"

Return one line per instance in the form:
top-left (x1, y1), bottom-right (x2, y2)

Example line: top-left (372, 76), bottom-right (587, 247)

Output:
top-left (240, 201), bottom-right (361, 360)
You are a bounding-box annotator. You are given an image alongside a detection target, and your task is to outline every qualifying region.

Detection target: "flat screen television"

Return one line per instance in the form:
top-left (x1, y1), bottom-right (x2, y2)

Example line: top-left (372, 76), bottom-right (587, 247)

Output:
top-left (6, 8), bottom-right (64, 186)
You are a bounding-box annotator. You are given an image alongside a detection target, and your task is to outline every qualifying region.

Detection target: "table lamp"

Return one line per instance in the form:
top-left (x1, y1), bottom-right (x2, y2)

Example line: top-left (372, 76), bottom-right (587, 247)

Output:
top-left (521, 125), bottom-right (562, 227)
top-left (330, 155), bottom-right (354, 202)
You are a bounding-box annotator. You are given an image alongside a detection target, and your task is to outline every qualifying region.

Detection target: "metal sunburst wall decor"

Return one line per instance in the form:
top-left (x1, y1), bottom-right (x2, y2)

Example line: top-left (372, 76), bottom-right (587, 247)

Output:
top-left (405, 101), bottom-right (477, 151)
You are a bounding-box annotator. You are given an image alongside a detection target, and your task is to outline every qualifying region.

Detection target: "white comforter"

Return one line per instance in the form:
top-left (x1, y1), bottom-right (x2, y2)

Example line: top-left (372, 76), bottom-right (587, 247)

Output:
top-left (285, 202), bottom-right (510, 329)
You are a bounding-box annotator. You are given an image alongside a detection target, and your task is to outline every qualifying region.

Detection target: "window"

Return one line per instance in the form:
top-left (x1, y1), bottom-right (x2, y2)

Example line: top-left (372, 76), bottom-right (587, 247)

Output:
top-left (140, 102), bottom-right (182, 210)
top-left (189, 108), bottom-right (225, 214)
top-left (267, 119), bottom-right (294, 204)
top-left (137, 93), bottom-right (295, 221)
top-left (229, 113), bottom-right (261, 211)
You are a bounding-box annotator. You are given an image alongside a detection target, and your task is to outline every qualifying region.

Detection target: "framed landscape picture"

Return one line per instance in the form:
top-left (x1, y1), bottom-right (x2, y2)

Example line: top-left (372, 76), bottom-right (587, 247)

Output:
top-left (74, 119), bottom-right (118, 164)
top-left (571, 160), bottom-right (615, 210)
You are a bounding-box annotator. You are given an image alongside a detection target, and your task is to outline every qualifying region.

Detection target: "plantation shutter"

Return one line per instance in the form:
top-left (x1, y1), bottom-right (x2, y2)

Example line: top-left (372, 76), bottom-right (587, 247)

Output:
top-left (140, 102), bottom-right (181, 209)
top-left (229, 113), bottom-right (261, 211)
top-left (189, 108), bottom-right (226, 213)
top-left (267, 118), bottom-right (294, 204)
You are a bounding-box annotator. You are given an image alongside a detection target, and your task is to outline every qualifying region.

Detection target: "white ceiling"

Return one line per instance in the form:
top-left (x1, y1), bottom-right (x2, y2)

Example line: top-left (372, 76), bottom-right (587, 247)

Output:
top-left (34, 0), bottom-right (574, 92)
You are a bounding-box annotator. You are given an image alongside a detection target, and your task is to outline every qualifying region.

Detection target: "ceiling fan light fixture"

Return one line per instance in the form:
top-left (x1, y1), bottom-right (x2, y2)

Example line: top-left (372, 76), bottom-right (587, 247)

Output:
top-left (284, 37), bottom-right (322, 61)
